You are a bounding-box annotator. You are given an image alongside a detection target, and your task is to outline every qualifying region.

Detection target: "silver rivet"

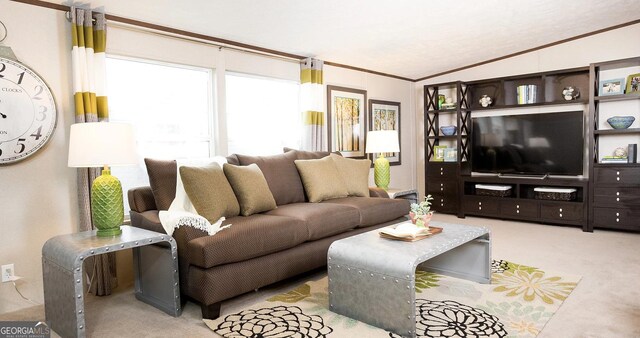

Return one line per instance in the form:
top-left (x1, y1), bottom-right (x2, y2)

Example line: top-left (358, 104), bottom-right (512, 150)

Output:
top-left (347, 268), bottom-right (351, 271)
top-left (406, 275), bottom-right (410, 279)
top-left (395, 279), bottom-right (399, 283)
top-left (328, 266), bottom-right (332, 269)
top-left (407, 315), bottom-right (411, 319)
top-left (76, 279), bottom-right (80, 283)
top-left (370, 273), bottom-right (374, 277)
top-left (337, 265), bottom-right (340, 268)
top-left (79, 325), bottom-right (84, 329)
top-left (121, 244), bottom-right (125, 248)
top-left (90, 250), bottom-right (94, 254)
top-left (149, 239), bottom-right (153, 242)
top-left (382, 276), bottom-right (386, 280)
top-left (105, 247), bottom-right (109, 251)
top-left (174, 270), bottom-right (177, 273)
top-left (174, 282), bottom-right (178, 286)
top-left (162, 237), bottom-right (165, 240)
top-left (358, 270), bottom-right (362, 274)
top-left (79, 310), bottom-right (83, 314)
top-left (176, 295), bottom-right (179, 298)
top-left (407, 286), bottom-right (410, 289)
top-left (79, 256), bottom-right (84, 260)
top-left (77, 294), bottom-right (82, 298)
top-left (407, 300), bottom-right (411, 304)
top-left (328, 257), bottom-right (331, 260)
top-left (76, 268), bottom-right (80, 272)
top-left (329, 279), bottom-right (332, 282)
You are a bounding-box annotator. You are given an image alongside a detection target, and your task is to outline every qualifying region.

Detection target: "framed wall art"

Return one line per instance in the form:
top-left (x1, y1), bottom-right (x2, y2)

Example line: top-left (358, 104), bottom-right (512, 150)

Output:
top-left (368, 99), bottom-right (401, 165)
top-left (327, 85), bottom-right (367, 158)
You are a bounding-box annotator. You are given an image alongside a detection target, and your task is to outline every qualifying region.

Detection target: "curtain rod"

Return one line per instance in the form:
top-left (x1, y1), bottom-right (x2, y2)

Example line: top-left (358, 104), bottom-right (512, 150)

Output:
top-left (9, 0), bottom-right (415, 82)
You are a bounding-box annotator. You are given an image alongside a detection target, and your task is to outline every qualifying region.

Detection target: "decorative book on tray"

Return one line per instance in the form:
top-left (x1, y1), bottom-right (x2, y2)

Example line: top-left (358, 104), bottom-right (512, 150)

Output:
top-left (379, 221), bottom-right (442, 242)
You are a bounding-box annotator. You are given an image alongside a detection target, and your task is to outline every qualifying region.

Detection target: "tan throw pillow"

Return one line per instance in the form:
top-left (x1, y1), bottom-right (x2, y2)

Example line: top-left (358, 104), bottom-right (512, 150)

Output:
top-left (179, 163), bottom-right (240, 223)
top-left (294, 157), bottom-right (349, 202)
top-left (330, 154), bottom-right (371, 197)
top-left (223, 163), bottom-right (277, 216)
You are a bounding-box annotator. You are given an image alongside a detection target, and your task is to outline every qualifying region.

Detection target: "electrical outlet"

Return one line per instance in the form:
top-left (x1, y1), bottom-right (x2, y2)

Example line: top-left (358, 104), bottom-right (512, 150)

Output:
top-left (2, 264), bottom-right (15, 283)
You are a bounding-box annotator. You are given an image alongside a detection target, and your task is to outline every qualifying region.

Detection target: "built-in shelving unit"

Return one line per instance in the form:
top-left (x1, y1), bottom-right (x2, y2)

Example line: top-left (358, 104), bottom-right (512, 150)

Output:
top-left (588, 56), bottom-right (640, 232)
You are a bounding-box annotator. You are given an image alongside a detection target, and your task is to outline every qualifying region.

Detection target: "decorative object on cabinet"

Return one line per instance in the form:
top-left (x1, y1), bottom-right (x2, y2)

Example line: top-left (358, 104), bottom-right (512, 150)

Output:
top-left (433, 145), bottom-right (446, 162)
top-left (68, 122), bottom-right (138, 236)
top-left (598, 78), bottom-right (625, 96)
top-left (441, 97), bottom-right (456, 109)
top-left (368, 99), bottom-right (401, 165)
top-left (613, 147), bottom-right (628, 157)
top-left (628, 144), bottom-right (637, 163)
top-left (439, 125), bottom-right (457, 136)
top-left (625, 73), bottom-right (640, 94)
top-left (444, 148), bottom-right (457, 162)
top-left (438, 94), bottom-right (445, 109)
top-left (534, 187), bottom-right (577, 201)
top-left (0, 47), bottom-right (58, 165)
top-left (327, 85), bottom-right (367, 159)
top-left (516, 84), bottom-right (538, 104)
top-left (365, 130), bottom-right (399, 190)
top-left (562, 86), bottom-right (580, 101)
top-left (606, 116), bottom-right (635, 129)
top-left (479, 94), bottom-right (492, 107)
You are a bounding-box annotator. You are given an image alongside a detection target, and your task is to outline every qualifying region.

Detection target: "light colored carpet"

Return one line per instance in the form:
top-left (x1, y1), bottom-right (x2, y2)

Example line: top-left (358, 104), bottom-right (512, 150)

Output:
top-left (203, 259), bottom-right (581, 337)
top-left (1, 214), bottom-right (639, 337)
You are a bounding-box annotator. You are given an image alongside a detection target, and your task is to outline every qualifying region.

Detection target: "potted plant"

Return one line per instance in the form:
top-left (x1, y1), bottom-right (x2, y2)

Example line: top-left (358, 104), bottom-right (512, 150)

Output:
top-left (409, 195), bottom-right (434, 228)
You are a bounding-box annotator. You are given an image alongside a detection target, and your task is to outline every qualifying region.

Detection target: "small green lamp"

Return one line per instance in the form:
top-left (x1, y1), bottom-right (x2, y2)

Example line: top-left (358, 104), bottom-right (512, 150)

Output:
top-left (68, 122), bottom-right (137, 237)
top-left (366, 130), bottom-right (400, 190)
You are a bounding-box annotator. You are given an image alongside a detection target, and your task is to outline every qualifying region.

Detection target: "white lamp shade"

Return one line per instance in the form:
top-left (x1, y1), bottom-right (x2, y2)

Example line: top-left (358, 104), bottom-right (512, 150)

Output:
top-left (366, 130), bottom-right (400, 153)
top-left (68, 122), bottom-right (138, 167)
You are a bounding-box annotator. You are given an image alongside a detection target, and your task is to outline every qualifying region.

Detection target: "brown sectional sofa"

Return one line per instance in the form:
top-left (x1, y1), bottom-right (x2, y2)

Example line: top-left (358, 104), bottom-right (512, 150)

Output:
top-left (128, 150), bottom-right (410, 319)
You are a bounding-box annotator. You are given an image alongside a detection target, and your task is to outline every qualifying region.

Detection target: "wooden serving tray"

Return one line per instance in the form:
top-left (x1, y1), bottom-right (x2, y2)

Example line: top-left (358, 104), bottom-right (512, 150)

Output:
top-left (379, 226), bottom-right (443, 242)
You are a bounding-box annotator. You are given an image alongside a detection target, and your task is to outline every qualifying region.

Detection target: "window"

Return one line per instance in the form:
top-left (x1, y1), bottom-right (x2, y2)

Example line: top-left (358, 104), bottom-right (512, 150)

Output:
top-left (226, 73), bottom-right (300, 155)
top-left (105, 56), bottom-right (213, 214)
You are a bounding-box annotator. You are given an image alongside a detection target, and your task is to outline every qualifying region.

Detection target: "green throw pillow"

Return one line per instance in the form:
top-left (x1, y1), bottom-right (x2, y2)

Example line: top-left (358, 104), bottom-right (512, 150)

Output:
top-left (294, 156), bottom-right (349, 202)
top-left (180, 163), bottom-right (240, 223)
top-left (223, 163), bottom-right (277, 216)
top-left (330, 154), bottom-right (371, 197)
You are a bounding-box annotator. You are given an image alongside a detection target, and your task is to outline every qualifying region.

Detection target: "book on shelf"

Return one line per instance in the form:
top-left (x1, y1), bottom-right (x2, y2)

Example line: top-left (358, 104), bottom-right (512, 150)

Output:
top-left (600, 157), bottom-right (628, 163)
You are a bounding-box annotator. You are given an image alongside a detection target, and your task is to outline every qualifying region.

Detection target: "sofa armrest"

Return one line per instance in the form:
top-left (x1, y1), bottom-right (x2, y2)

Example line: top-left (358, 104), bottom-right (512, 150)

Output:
top-left (369, 187), bottom-right (390, 198)
top-left (128, 186), bottom-right (157, 213)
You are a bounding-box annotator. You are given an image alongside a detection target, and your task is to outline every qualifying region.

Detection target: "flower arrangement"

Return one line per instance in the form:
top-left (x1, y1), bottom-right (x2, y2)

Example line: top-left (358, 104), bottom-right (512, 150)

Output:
top-left (409, 195), bottom-right (435, 228)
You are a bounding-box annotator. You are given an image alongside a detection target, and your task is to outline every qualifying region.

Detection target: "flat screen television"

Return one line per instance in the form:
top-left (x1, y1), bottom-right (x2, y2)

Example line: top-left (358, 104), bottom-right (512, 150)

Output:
top-left (471, 111), bottom-right (584, 176)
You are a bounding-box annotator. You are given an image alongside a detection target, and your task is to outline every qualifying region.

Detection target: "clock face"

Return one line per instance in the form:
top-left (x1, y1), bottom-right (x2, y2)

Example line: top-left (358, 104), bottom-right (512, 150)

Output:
top-left (0, 56), bottom-right (57, 164)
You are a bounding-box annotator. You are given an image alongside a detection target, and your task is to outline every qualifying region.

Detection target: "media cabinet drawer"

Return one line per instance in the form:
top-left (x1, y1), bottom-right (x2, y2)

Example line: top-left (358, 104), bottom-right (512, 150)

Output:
top-left (593, 187), bottom-right (640, 206)
top-left (593, 207), bottom-right (640, 231)
top-left (463, 197), bottom-right (499, 215)
top-left (427, 163), bottom-right (457, 179)
top-left (500, 200), bottom-right (538, 218)
top-left (430, 193), bottom-right (457, 214)
top-left (427, 181), bottom-right (457, 196)
top-left (594, 168), bottom-right (640, 185)
top-left (540, 203), bottom-right (583, 222)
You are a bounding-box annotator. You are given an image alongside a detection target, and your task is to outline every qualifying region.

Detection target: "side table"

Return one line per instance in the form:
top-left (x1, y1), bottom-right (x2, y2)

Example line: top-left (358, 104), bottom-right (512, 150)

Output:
top-left (42, 226), bottom-right (181, 338)
top-left (387, 188), bottom-right (418, 204)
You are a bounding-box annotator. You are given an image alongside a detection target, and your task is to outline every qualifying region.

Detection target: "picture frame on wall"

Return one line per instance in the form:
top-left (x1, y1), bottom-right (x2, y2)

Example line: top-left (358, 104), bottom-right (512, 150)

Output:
top-left (625, 73), bottom-right (640, 94)
top-left (433, 145), bottom-right (447, 162)
top-left (598, 78), bottom-right (625, 96)
top-left (368, 99), bottom-right (401, 165)
top-left (327, 85), bottom-right (367, 158)
top-left (444, 147), bottom-right (458, 162)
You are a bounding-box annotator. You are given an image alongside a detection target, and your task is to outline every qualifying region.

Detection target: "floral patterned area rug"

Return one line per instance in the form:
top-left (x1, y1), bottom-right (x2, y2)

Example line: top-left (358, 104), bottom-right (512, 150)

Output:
top-left (203, 260), bottom-right (580, 338)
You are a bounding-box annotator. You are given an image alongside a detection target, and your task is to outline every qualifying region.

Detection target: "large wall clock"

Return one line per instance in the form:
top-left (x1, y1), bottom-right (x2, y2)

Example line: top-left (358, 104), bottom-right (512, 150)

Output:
top-left (0, 53), bottom-right (57, 164)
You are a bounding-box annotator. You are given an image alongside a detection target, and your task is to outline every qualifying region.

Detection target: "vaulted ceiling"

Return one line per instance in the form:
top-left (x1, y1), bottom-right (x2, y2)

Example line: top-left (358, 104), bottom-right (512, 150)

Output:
top-left (43, 0), bottom-right (640, 80)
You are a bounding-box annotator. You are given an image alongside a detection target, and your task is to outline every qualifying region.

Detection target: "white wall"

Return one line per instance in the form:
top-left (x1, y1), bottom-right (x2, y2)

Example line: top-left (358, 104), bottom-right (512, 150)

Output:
top-left (0, 2), bottom-right (415, 314)
top-left (415, 23), bottom-right (640, 199)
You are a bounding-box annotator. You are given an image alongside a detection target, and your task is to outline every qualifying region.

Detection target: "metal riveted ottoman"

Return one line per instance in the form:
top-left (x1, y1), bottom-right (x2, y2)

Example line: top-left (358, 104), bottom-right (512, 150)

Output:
top-left (328, 221), bottom-right (491, 337)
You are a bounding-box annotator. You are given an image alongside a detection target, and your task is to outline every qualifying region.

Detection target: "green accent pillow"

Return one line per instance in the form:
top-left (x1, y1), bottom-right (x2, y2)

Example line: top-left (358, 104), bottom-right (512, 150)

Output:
top-left (223, 163), bottom-right (277, 216)
top-left (330, 154), bottom-right (371, 197)
top-left (179, 163), bottom-right (240, 223)
top-left (294, 156), bottom-right (349, 203)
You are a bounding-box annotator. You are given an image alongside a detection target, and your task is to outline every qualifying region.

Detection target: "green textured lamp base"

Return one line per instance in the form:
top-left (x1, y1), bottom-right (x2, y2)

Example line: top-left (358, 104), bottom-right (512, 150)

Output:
top-left (374, 154), bottom-right (391, 190)
top-left (91, 168), bottom-right (124, 237)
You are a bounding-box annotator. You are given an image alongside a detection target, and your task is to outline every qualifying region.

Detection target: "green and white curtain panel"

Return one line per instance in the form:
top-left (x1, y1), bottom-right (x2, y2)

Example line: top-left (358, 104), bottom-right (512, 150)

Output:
top-left (300, 58), bottom-right (325, 151)
top-left (71, 7), bottom-right (116, 296)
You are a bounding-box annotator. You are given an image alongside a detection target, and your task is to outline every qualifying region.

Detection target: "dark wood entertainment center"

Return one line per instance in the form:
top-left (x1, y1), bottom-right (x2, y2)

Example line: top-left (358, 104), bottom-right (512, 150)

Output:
top-left (424, 57), bottom-right (640, 233)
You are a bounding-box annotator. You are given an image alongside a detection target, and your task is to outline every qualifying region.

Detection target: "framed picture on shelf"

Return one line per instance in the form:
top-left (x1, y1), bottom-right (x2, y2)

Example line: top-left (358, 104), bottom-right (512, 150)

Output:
top-left (625, 73), bottom-right (640, 94)
top-left (598, 78), bottom-right (625, 96)
top-left (327, 86), bottom-right (367, 159)
top-left (368, 99), bottom-right (401, 165)
top-left (433, 145), bottom-right (446, 162)
top-left (443, 147), bottom-right (457, 162)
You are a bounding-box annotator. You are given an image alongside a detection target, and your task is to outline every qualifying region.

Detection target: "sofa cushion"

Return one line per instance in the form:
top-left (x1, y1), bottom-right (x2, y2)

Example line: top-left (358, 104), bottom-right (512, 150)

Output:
top-left (144, 158), bottom-right (177, 210)
top-left (330, 154), bottom-right (371, 197)
top-left (236, 152), bottom-right (306, 206)
top-left (223, 163), bottom-right (277, 216)
top-left (322, 197), bottom-right (410, 227)
top-left (187, 214), bottom-right (307, 268)
top-left (294, 157), bottom-right (349, 202)
top-left (265, 203), bottom-right (360, 241)
top-left (180, 163), bottom-right (240, 223)
top-left (284, 148), bottom-right (332, 160)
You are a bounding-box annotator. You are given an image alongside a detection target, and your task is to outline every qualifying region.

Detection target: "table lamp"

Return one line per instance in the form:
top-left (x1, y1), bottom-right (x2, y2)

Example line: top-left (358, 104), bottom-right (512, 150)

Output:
top-left (366, 130), bottom-right (400, 190)
top-left (68, 122), bottom-right (137, 236)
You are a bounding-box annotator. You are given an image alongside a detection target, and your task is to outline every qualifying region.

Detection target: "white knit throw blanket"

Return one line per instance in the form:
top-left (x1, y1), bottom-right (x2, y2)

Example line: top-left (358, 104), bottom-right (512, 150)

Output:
top-left (159, 157), bottom-right (231, 236)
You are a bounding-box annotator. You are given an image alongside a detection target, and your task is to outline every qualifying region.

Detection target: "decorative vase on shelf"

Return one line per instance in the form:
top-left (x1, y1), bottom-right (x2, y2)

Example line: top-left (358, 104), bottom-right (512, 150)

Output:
top-left (479, 95), bottom-right (492, 107)
top-left (562, 86), bottom-right (580, 101)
